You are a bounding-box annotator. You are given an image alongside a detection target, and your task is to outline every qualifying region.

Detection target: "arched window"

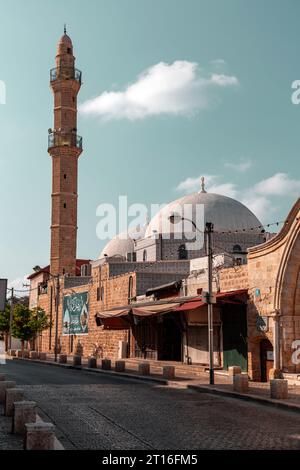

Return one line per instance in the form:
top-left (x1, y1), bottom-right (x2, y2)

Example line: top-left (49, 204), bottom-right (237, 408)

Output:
top-left (233, 244), bottom-right (242, 253)
top-left (143, 250), bottom-right (147, 261)
top-left (178, 244), bottom-right (188, 260)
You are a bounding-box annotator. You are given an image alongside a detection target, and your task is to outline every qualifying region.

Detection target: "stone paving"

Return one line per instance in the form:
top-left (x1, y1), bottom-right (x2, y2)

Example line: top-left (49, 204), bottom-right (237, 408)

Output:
top-left (1, 360), bottom-right (300, 450)
top-left (0, 404), bottom-right (23, 450)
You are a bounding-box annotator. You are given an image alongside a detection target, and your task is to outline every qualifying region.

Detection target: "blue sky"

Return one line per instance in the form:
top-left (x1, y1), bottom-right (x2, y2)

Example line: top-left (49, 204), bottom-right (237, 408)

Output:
top-left (1, 0), bottom-right (300, 287)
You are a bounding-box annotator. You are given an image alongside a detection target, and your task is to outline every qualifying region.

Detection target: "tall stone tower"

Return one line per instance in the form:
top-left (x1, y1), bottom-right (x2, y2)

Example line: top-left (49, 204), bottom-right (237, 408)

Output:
top-left (48, 29), bottom-right (83, 276)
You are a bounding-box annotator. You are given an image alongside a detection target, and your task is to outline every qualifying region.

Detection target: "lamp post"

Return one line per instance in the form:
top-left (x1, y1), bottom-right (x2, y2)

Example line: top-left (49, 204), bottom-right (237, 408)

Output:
top-left (168, 213), bottom-right (215, 384)
top-left (33, 266), bottom-right (60, 362)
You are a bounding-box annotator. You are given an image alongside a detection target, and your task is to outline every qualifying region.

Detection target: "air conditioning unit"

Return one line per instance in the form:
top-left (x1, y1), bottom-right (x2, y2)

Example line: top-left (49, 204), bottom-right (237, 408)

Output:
top-left (81, 263), bottom-right (91, 276)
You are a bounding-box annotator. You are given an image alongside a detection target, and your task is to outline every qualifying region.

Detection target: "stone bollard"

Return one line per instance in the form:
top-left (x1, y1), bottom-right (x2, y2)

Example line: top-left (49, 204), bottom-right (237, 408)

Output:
top-left (73, 355), bottom-right (82, 366)
top-left (228, 366), bottom-right (242, 377)
top-left (102, 359), bottom-right (111, 370)
top-left (16, 350), bottom-right (23, 358)
top-left (163, 365), bottom-right (175, 380)
top-left (0, 373), bottom-right (6, 381)
top-left (0, 381), bottom-right (16, 402)
top-left (270, 379), bottom-right (289, 399)
top-left (8, 349), bottom-right (16, 357)
top-left (39, 352), bottom-right (47, 361)
top-left (23, 350), bottom-right (29, 358)
top-left (58, 354), bottom-right (67, 364)
top-left (5, 388), bottom-right (24, 417)
top-left (88, 357), bottom-right (97, 368)
top-left (13, 401), bottom-right (36, 435)
top-left (24, 422), bottom-right (55, 450)
top-left (233, 373), bottom-right (249, 393)
top-left (115, 360), bottom-right (125, 372)
top-left (138, 363), bottom-right (150, 376)
top-left (29, 351), bottom-right (38, 359)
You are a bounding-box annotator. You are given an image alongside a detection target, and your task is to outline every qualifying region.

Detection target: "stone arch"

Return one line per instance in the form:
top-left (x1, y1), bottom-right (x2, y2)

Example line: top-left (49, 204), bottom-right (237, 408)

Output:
top-left (273, 198), bottom-right (300, 371)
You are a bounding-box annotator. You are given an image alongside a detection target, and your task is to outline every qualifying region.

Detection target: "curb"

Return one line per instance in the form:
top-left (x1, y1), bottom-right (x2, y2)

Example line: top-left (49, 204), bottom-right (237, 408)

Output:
top-left (10, 357), bottom-right (171, 386)
top-left (188, 384), bottom-right (300, 414)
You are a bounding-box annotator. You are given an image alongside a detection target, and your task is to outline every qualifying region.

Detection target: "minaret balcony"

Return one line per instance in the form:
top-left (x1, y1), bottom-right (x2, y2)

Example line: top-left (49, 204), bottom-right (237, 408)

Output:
top-left (48, 131), bottom-right (83, 150)
top-left (50, 67), bottom-right (82, 84)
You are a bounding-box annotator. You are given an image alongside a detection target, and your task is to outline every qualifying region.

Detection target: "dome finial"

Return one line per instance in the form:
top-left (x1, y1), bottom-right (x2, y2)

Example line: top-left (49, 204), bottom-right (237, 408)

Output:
top-left (200, 176), bottom-right (207, 193)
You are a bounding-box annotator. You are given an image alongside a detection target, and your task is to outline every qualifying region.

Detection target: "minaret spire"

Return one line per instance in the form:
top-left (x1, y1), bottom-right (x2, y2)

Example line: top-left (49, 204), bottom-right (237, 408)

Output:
top-left (64, 23), bottom-right (67, 35)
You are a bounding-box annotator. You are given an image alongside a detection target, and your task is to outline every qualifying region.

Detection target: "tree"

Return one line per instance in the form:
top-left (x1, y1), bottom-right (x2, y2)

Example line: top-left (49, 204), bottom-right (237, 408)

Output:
top-left (0, 303), bottom-right (10, 350)
top-left (29, 307), bottom-right (52, 352)
top-left (11, 304), bottom-right (51, 352)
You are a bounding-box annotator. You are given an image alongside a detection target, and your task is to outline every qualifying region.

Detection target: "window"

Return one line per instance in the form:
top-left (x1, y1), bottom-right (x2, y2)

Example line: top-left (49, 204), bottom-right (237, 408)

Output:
top-left (63, 203), bottom-right (66, 208)
top-left (178, 244), bottom-right (188, 260)
top-left (67, 47), bottom-right (71, 54)
top-left (233, 244), bottom-right (242, 253)
top-left (143, 250), bottom-right (147, 262)
top-left (64, 174), bottom-right (67, 179)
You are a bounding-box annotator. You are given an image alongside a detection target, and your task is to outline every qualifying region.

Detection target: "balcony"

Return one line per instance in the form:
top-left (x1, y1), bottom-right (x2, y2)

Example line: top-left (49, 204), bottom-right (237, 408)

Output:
top-left (50, 67), bottom-right (82, 84)
top-left (48, 131), bottom-right (83, 150)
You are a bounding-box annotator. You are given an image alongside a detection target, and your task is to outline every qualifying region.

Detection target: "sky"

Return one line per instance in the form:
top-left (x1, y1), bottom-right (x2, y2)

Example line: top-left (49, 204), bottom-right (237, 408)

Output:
top-left (1, 0), bottom-right (300, 288)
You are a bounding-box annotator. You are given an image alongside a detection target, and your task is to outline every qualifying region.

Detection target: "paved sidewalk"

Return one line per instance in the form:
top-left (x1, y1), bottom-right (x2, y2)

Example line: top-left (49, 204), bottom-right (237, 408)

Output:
top-left (0, 404), bottom-right (23, 450)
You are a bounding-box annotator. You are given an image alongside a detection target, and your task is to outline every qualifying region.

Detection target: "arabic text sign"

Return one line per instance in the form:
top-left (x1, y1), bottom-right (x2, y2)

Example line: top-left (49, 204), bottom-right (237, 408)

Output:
top-left (62, 292), bottom-right (89, 335)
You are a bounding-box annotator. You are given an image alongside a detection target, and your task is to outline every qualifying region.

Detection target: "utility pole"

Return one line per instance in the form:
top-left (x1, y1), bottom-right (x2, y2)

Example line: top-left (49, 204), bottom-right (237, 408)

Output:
top-left (8, 287), bottom-right (14, 350)
top-left (206, 222), bottom-right (214, 385)
top-left (54, 275), bottom-right (60, 362)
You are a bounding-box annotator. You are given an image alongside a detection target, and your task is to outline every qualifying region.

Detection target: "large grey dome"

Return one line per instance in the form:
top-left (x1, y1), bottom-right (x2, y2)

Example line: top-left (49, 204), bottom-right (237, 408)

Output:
top-left (99, 224), bottom-right (147, 259)
top-left (145, 192), bottom-right (262, 237)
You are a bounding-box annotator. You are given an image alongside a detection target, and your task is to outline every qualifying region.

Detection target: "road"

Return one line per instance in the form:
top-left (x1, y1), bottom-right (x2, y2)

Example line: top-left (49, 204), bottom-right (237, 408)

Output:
top-left (1, 360), bottom-right (300, 450)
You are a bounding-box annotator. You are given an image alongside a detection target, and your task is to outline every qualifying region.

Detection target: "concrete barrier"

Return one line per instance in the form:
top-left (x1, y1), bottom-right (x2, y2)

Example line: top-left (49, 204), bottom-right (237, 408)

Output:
top-left (138, 363), bottom-right (150, 376)
top-left (102, 359), bottom-right (111, 370)
top-left (29, 351), bottom-right (38, 359)
top-left (270, 379), bottom-right (289, 399)
top-left (5, 388), bottom-right (24, 417)
top-left (233, 373), bottom-right (249, 393)
top-left (0, 373), bottom-right (6, 381)
top-left (8, 349), bottom-right (16, 357)
top-left (228, 366), bottom-right (242, 377)
top-left (24, 422), bottom-right (55, 450)
top-left (115, 360), bottom-right (125, 372)
top-left (88, 357), bottom-right (97, 368)
top-left (73, 355), bottom-right (82, 366)
top-left (58, 354), bottom-right (67, 364)
top-left (13, 401), bottom-right (36, 435)
top-left (163, 365), bottom-right (175, 380)
top-left (39, 352), bottom-right (47, 360)
top-left (0, 381), bottom-right (16, 402)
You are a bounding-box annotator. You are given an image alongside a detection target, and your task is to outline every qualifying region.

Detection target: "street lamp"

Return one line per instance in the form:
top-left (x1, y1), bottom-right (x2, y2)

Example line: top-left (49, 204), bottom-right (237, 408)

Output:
top-left (33, 266), bottom-right (60, 362)
top-left (168, 213), bottom-right (215, 385)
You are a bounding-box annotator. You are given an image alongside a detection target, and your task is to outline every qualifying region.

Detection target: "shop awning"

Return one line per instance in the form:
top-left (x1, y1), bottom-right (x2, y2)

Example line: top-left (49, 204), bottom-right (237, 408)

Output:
top-left (175, 300), bottom-right (205, 311)
top-left (96, 308), bottom-right (131, 318)
top-left (132, 303), bottom-right (180, 316)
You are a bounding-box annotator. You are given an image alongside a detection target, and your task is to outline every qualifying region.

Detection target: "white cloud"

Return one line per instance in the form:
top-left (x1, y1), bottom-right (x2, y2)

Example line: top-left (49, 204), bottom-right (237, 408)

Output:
top-left (8, 275), bottom-right (29, 293)
top-left (225, 158), bottom-right (253, 173)
top-left (79, 61), bottom-right (239, 121)
top-left (176, 172), bottom-right (300, 223)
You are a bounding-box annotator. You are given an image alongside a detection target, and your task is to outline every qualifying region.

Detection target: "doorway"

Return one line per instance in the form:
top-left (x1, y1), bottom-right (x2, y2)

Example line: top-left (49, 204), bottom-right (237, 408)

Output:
top-left (260, 339), bottom-right (274, 382)
top-left (158, 314), bottom-right (182, 361)
top-left (222, 305), bottom-right (248, 372)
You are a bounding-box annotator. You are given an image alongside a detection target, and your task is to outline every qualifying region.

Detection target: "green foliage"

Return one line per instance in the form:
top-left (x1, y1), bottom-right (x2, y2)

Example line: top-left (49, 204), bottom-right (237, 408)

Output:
top-left (0, 303), bottom-right (10, 334)
top-left (11, 304), bottom-right (51, 342)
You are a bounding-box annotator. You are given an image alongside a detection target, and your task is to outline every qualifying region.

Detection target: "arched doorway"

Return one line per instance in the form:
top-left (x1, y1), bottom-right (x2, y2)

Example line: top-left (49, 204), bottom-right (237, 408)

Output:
top-left (260, 339), bottom-right (273, 382)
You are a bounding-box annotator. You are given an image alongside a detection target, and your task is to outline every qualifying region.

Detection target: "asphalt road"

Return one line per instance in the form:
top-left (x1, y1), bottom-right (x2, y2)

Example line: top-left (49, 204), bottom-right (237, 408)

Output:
top-left (1, 360), bottom-right (300, 450)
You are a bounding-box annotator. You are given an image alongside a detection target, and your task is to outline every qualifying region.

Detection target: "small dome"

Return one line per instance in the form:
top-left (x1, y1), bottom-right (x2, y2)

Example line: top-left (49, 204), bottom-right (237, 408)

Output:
top-left (99, 224), bottom-right (148, 259)
top-left (145, 192), bottom-right (262, 237)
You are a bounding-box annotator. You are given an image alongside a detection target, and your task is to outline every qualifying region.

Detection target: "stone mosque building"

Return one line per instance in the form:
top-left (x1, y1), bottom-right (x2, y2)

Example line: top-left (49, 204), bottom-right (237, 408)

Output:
top-left (27, 31), bottom-right (300, 383)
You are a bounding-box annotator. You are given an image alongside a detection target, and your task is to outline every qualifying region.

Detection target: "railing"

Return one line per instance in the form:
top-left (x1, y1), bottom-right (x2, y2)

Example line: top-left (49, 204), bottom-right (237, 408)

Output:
top-left (50, 67), bottom-right (82, 84)
top-left (48, 132), bottom-right (83, 150)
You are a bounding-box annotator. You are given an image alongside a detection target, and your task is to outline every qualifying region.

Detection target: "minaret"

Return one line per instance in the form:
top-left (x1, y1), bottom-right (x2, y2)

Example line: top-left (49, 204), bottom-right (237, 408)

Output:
top-left (48, 28), bottom-right (83, 276)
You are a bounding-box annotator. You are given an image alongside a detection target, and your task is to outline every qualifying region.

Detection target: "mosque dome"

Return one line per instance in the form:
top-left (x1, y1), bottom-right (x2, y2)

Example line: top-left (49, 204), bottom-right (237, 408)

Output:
top-left (99, 223), bottom-right (148, 259)
top-left (145, 189), bottom-right (262, 238)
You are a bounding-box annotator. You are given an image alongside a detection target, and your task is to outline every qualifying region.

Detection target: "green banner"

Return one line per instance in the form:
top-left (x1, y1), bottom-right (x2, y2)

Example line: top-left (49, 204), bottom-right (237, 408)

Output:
top-left (62, 292), bottom-right (89, 335)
